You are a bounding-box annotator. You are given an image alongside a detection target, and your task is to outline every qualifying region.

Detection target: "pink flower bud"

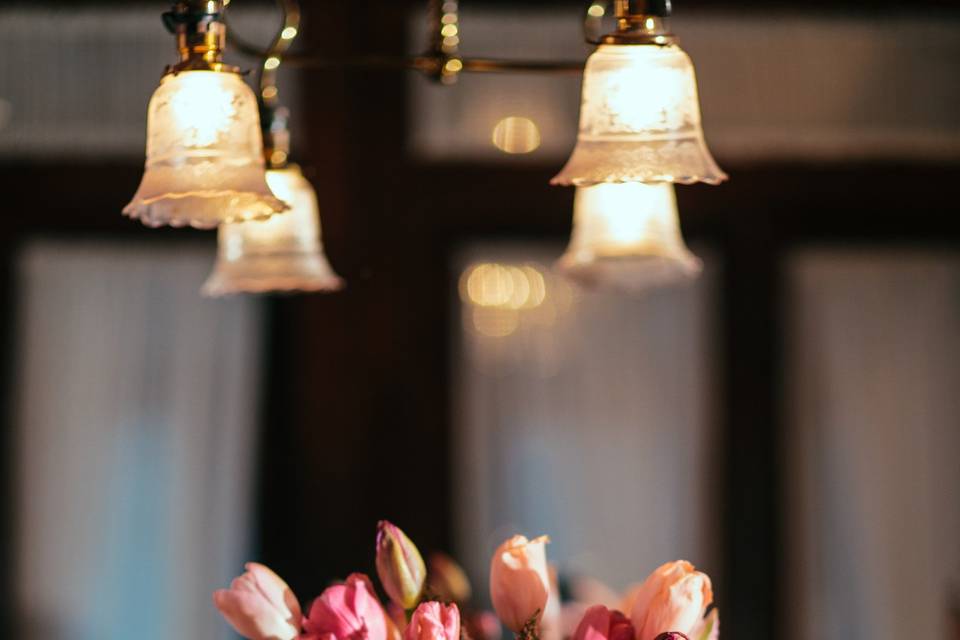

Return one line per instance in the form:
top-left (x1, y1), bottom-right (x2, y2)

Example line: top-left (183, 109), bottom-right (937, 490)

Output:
top-left (302, 573), bottom-right (390, 640)
top-left (212, 563), bottom-right (302, 640)
top-left (405, 601), bottom-right (461, 640)
top-left (464, 610), bottom-right (503, 640)
top-left (428, 552), bottom-right (473, 604)
top-left (489, 534), bottom-right (551, 633)
top-left (572, 606), bottom-right (635, 640)
top-left (630, 561), bottom-right (714, 640)
top-left (377, 521), bottom-right (427, 610)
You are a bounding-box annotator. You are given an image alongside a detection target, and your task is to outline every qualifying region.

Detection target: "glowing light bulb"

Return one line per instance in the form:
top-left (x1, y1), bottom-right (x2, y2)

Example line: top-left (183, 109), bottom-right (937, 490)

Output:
top-left (124, 71), bottom-right (286, 229)
top-left (552, 45), bottom-right (726, 186)
top-left (202, 165), bottom-right (344, 296)
top-left (557, 182), bottom-right (701, 290)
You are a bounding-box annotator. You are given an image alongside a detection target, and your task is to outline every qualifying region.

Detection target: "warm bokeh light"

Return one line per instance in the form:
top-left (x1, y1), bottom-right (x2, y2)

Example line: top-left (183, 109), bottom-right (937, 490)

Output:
top-left (472, 307), bottom-right (521, 338)
top-left (459, 259), bottom-right (580, 344)
top-left (460, 262), bottom-right (568, 338)
top-left (124, 71), bottom-right (285, 229)
top-left (552, 44), bottom-right (726, 186)
top-left (461, 263), bottom-right (548, 310)
top-left (202, 165), bottom-right (344, 296)
top-left (557, 182), bottom-right (702, 290)
top-left (491, 117), bottom-right (542, 154)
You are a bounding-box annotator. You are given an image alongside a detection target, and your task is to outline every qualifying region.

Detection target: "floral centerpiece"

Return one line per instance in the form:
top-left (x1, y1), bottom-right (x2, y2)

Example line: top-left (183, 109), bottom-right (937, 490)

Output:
top-left (213, 522), bottom-right (718, 640)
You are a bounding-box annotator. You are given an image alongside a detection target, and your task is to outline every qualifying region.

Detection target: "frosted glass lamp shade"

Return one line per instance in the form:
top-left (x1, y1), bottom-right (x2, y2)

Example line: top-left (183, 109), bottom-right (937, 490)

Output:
top-left (557, 182), bottom-right (701, 290)
top-left (124, 71), bottom-right (287, 229)
top-left (202, 165), bottom-right (345, 296)
top-left (552, 44), bottom-right (727, 187)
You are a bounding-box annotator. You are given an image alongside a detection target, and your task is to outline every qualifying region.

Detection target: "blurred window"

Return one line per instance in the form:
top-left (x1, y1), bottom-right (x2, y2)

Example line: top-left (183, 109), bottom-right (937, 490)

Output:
top-left (10, 240), bottom-right (265, 640)
top-left (785, 249), bottom-right (960, 640)
top-left (451, 242), bottom-right (722, 597)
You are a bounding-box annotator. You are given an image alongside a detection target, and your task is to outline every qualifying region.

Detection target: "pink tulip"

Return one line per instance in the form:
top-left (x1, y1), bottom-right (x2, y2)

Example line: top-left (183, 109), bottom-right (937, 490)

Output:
top-left (212, 563), bottom-right (302, 640)
top-left (630, 561), bottom-right (713, 640)
top-left (489, 534), bottom-right (551, 633)
top-left (404, 601), bottom-right (461, 640)
top-left (302, 573), bottom-right (390, 640)
top-left (572, 606), bottom-right (635, 640)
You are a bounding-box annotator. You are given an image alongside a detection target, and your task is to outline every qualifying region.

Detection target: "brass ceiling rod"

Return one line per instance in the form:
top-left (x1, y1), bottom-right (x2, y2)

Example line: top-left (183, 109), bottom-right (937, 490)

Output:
top-left (225, 0), bottom-right (588, 75)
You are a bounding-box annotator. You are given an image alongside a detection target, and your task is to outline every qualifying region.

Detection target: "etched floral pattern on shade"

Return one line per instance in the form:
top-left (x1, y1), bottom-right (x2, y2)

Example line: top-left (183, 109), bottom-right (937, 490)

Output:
top-left (552, 45), bottom-right (727, 186)
top-left (124, 70), bottom-right (288, 229)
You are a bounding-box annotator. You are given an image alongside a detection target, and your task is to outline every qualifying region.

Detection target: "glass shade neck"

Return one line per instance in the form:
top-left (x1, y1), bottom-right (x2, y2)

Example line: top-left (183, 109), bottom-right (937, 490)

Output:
top-left (163, 0), bottom-right (239, 74)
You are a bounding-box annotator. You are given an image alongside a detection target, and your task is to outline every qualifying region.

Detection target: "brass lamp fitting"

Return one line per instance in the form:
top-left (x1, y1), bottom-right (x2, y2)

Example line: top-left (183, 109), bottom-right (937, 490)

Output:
top-left (163, 0), bottom-right (239, 74)
top-left (261, 104), bottom-right (291, 169)
top-left (601, 0), bottom-right (675, 46)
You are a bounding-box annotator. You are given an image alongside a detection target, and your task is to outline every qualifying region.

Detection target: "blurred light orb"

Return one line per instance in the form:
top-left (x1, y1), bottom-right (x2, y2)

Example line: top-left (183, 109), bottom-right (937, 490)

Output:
top-left (492, 117), bottom-right (542, 155)
top-left (461, 263), bottom-right (548, 310)
top-left (472, 307), bottom-right (520, 338)
top-left (521, 266), bottom-right (547, 309)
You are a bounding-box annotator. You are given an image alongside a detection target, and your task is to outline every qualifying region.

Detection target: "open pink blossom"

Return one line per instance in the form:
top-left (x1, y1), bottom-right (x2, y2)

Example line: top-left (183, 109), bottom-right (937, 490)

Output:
top-left (572, 606), bottom-right (635, 640)
top-left (213, 563), bottom-right (302, 640)
top-left (302, 573), bottom-right (390, 640)
top-left (489, 534), bottom-right (551, 633)
top-left (630, 561), bottom-right (713, 640)
top-left (404, 601), bottom-right (461, 640)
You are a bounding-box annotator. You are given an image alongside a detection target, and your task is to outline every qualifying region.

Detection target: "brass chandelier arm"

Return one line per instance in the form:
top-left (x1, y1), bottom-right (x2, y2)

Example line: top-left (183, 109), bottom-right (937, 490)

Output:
top-left (222, 0), bottom-right (302, 168)
top-left (223, 0), bottom-right (588, 76)
top-left (222, 0), bottom-right (301, 99)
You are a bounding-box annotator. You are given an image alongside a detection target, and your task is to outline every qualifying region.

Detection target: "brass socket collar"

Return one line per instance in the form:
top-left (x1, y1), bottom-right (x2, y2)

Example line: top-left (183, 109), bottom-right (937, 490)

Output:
top-left (600, 15), bottom-right (675, 46)
top-left (163, 1), bottom-right (240, 75)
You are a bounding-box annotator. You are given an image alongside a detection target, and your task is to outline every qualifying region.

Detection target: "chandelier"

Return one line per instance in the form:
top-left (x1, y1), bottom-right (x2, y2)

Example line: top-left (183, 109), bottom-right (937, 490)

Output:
top-left (127, 0), bottom-right (725, 294)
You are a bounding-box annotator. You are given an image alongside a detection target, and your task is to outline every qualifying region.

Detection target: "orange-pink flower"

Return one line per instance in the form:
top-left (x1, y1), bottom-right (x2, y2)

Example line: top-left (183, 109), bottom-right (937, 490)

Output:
top-left (629, 561), bottom-right (713, 640)
top-left (213, 563), bottom-right (302, 640)
top-left (489, 534), bottom-right (551, 633)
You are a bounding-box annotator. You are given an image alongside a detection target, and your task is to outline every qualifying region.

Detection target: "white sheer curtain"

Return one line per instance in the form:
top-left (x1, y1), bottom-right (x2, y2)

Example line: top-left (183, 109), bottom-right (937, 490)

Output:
top-left (11, 240), bottom-right (264, 640)
top-left (453, 244), bottom-right (721, 598)
top-left (785, 250), bottom-right (960, 640)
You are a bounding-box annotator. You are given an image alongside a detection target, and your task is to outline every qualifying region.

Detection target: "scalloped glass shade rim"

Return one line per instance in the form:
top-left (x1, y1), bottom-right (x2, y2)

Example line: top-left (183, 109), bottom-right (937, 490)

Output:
top-left (202, 274), bottom-right (345, 296)
top-left (201, 256), bottom-right (345, 297)
top-left (551, 143), bottom-right (729, 187)
top-left (123, 191), bottom-right (290, 230)
top-left (552, 173), bottom-right (728, 187)
top-left (556, 250), bottom-right (702, 290)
